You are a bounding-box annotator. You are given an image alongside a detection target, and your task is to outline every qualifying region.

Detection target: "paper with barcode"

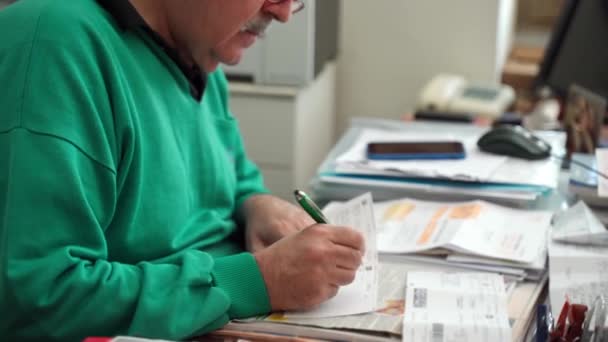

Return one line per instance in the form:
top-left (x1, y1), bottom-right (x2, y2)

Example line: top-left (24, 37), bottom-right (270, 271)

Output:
top-left (403, 272), bottom-right (511, 342)
top-left (285, 192), bottom-right (378, 318)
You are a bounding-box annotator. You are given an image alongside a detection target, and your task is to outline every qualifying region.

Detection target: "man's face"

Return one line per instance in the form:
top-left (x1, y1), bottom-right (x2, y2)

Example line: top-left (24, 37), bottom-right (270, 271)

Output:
top-left (169, 0), bottom-right (293, 72)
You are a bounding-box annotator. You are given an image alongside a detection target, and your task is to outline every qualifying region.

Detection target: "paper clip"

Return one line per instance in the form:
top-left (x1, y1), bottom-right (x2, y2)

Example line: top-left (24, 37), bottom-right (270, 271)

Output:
top-left (551, 299), bottom-right (572, 341)
top-left (581, 295), bottom-right (607, 342)
top-left (550, 298), bottom-right (589, 342)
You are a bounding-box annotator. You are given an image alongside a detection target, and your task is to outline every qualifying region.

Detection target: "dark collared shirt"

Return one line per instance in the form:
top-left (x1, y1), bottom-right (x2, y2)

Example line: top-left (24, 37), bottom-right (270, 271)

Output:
top-left (97, 0), bottom-right (206, 101)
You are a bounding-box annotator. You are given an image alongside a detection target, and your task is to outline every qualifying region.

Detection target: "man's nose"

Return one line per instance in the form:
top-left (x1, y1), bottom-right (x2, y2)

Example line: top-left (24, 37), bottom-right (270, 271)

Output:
top-left (263, 0), bottom-right (292, 23)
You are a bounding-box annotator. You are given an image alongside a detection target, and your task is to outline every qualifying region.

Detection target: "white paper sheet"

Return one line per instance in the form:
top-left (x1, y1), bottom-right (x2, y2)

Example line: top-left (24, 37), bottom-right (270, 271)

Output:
top-left (381, 253), bottom-right (529, 281)
top-left (285, 193), bottom-right (378, 318)
top-left (446, 242), bottom-right (547, 271)
top-left (403, 272), bottom-right (511, 342)
top-left (374, 198), bottom-right (552, 263)
top-left (549, 239), bottom-right (608, 319)
top-left (318, 174), bottom-right (541, 202)
top-left (552, 201), bottom-right (608, 245)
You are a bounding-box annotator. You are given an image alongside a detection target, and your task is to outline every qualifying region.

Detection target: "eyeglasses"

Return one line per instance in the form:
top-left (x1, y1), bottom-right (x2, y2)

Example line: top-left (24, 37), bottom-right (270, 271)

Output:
top-left (266, 0), bottom-right (305, 14)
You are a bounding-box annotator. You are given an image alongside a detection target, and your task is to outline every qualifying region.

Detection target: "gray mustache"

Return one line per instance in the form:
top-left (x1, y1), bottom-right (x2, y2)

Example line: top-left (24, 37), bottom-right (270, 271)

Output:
top-left (242, 17), bottom-right (272, 37)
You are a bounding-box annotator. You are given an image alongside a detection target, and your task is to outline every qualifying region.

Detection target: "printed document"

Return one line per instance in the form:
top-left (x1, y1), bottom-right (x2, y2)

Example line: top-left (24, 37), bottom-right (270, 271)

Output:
top-left (403, 272), bottom-right (511, 342)
top-left (286, 192), bottom-right (378, 318)
top-left (375, 198), bottom-right (552, 263)
top-left (549, 239), bottom-right (608, 318)
top-left (552, 201), bottom-right (608, 246)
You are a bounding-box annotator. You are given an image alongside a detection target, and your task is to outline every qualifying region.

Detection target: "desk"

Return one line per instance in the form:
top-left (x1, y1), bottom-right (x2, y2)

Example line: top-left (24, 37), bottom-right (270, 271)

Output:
top-left (204, 118), bottom-right (569, 342)
top-left (300, 118), bottom-right (566, 341)
top-left (510, 276), bottom-right (549, 341)
top-left (311, 118), bottom-right (567, 209)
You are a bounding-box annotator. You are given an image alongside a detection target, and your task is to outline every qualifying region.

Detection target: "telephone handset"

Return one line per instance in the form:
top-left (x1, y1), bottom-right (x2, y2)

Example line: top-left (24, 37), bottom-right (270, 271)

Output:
top-left (417, 74), bottom-right (515, 119)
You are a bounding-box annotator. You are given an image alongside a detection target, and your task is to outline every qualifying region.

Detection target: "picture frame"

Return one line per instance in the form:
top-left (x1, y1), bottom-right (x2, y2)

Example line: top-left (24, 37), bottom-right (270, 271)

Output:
top-left (564, 84), bottom-right (607, 155)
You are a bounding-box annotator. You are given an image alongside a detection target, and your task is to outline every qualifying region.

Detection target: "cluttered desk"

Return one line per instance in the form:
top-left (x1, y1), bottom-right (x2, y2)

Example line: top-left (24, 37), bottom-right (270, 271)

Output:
top-left (207, 0), bottom-right (608, 339)
top-left (89, 115), bottom-right (608, 342)
top-left (216, 115), bottom-right (607, 342)
top-left (89, 102), bottom-right (608, 341)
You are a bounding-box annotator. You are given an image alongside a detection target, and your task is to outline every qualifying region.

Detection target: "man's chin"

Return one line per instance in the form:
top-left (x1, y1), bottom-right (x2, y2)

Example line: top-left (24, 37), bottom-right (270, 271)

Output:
top-left (201, 56), bottom-right (242, 72)
top-left (206, 49), bottom-right (244, 71)
top-left (200, 60), bottom-right (220, 73)
top-left (221, 54), bottom-right (243, 66)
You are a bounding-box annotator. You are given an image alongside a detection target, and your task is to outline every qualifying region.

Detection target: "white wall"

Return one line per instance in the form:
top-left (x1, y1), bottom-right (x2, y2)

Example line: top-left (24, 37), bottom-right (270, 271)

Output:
top-left (336, 0), bottom-right (516, 134)
top-left (496, 0), bottom-right (518, 73)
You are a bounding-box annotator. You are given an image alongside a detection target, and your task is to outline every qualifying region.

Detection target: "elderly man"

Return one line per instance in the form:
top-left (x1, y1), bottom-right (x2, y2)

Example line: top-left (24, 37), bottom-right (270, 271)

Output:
top-left (0, 0), bottom-right (364, 341)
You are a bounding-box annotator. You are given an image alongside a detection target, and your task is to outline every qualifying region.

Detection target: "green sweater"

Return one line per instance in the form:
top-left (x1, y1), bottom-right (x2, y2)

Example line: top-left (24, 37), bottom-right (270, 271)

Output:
top-left (0, 0), bottom-right (271, 341)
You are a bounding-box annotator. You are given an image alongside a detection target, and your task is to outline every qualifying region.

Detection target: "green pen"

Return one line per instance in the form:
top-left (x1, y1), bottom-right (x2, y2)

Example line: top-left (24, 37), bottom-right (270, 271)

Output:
top-left (294, 189), bottom-right (329, 224)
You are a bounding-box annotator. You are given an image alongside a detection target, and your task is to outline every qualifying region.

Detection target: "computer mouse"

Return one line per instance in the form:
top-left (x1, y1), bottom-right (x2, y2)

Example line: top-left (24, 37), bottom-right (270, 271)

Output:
top-left (477, 125), bottom-right (552, 160)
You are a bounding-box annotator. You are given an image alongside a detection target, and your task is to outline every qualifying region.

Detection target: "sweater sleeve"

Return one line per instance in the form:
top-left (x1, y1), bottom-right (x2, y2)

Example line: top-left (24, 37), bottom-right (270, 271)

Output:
top-left (0, 129), bottom-right (270, 341)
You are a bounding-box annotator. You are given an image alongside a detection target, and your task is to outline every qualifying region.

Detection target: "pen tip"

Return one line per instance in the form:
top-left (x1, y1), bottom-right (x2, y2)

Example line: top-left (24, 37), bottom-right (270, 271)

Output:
top-left (293, 190), bottom-right (306, 201)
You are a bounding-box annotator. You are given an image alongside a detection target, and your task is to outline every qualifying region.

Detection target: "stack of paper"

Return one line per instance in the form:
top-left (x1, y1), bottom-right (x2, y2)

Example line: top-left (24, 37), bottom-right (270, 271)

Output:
top-left (228, 263), bottom-right (518, 342)
top-left (334, 129), bottom-right (508, 182)
top-left (372, 197), bottom-right (552, 281)
top-left (312, 118), bottom-right (566, 206)
top-left (549, 203), bottom-right (608, 326)
top-left (231, 263), bottom-right (409, 340)
top-left (549, 240), bottom-right (608, 320)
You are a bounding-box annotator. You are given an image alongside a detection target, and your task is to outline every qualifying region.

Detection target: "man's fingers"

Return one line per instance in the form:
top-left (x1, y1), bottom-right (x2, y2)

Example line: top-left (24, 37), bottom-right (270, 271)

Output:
top-left (327, 226), bottom-right (365, 253)
top-left (330, 244), bottom-right (363, 270)
top-left (329, 267), bottom-right (358, 286)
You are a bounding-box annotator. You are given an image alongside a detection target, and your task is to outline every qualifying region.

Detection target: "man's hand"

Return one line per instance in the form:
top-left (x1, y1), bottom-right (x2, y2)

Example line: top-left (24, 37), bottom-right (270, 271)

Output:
top-left (242, 194), bottom-right (315, 253)
top-left (254, 224), bottom-right (365, 311)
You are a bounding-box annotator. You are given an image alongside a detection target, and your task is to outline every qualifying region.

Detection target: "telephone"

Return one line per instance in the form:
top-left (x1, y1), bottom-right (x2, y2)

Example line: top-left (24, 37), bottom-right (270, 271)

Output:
top-left (417, 74), bottom-right (515, 119)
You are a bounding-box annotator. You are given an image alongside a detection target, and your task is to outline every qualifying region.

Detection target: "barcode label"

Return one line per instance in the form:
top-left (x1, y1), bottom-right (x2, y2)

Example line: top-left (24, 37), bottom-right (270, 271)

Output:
top-left (432, 323), bottom-right (444, 342)
top-left (413, 288), bottom-right (427, 308)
